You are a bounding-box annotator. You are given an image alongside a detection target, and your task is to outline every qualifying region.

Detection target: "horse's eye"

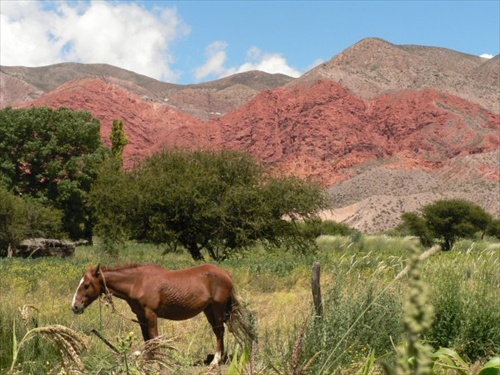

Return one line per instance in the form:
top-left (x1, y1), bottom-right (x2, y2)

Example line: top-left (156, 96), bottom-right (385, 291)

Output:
top-left (84, 284), bottom-right (90, 290)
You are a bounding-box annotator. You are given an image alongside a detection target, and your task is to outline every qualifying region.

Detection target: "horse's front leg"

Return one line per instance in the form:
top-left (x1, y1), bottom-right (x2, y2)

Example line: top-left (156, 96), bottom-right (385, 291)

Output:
top-left (137, 316), bottom-right (151, 341)
top-left (144, 308), bottom-right (159, 340)
top-left (135, 309), bottom-right (158, 341)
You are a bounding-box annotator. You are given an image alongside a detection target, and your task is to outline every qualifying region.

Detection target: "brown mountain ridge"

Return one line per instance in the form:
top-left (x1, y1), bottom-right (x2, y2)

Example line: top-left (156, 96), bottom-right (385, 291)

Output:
top-left (1, 37), bottom-right (498, 233)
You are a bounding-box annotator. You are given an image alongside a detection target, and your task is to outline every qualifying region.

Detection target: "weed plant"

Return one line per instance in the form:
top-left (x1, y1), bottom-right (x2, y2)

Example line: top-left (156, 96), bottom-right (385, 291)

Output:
top-left (423, 243), bottom-right (500, 361)
top-left (297, 269), bottom-right (404, 373)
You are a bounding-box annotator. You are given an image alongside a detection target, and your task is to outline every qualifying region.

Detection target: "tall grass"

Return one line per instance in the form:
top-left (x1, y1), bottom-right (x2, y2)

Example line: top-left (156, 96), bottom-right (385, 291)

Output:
top-left (423, 243), bottom-right (500, 361)
top-left (0, 236), bottom-right (498, 373)
top-left (285, 240), bottom-right (407, 374)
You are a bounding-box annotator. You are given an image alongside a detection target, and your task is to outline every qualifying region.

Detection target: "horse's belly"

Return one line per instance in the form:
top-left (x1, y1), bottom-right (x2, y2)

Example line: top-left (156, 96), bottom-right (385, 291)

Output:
top-left (156, 304), bottom-right (206, 321)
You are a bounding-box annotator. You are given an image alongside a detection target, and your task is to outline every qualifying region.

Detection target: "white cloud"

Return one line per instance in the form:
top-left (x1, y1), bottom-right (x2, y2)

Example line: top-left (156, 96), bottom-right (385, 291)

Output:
top-left (0, 1), bottom-right (62, 67)
top-left (237, 47), bottom-right (301, 77)
top-left (194, 41), bottom-right (232, 80)
top-left (479, 53), bottom-right (494, 59)
top-left (1, 1), bottom-right (305, 83)
top-left (0, 1), bottom-right (188, 81)
top-left (195, 44), bottom-right (301, 81)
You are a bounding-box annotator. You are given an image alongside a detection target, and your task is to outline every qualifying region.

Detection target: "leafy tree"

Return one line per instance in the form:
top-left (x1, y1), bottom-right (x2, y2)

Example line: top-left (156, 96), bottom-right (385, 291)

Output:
top-left (0, 187), bottom-right (63, 256)
top-left (401, 199), bottom-right (493, 250)
top-left (88, 158), bottom-right (135, 253)
top-left (0, 107), bottom-right (109, 241)
top-left (90, 149), bottom-right (329, 260)
top-left (0, 189), bottom-right (27, 256)
top-left (486, 218), bottom-right (500, 239)
top-left (400, 212), bottom-right (434, 247)
top-left (110, 119), bottom-right (128, 164)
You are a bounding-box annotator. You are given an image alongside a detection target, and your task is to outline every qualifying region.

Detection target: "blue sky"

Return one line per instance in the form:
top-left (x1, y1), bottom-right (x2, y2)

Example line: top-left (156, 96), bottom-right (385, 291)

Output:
top-left (1, 1), bottom-right (499, 84)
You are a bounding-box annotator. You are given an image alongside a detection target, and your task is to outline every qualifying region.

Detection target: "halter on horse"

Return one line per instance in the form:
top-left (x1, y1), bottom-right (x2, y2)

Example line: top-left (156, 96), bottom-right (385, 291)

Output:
top-left (71, 263), bottom-right (256, 366)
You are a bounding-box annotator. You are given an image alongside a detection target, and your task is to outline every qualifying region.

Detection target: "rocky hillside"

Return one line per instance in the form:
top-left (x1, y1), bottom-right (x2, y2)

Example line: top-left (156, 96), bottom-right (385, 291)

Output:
top-left (0, 63), bottom-right (293, 120)
top-left (299, 38), bottom-right (499, 113)
top-left (212, 80), bottom-right (498, 185)
top-left (1, 37), bottom-right (498, 233)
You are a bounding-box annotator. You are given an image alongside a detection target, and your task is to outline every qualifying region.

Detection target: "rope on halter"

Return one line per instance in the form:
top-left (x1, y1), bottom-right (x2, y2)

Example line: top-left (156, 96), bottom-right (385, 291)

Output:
top-left (99, 270), bottom-right (140, 324)
top-left (100, 270), bottom-right (115, 310)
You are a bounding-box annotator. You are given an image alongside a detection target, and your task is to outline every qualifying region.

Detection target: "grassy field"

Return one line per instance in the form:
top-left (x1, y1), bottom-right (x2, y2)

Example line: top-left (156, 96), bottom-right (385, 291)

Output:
top-left (0, 236), bottom-right (499, 374)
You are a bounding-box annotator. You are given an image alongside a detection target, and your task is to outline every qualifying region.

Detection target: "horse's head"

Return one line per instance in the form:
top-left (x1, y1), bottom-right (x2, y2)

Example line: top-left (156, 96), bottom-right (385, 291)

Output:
top-left (71, 264), bottom-right (103, 314)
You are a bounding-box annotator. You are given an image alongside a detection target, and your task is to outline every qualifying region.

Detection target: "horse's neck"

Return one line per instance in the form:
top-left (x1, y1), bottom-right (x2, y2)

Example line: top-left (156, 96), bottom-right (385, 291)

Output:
top-left (102, 268), bottom-right (137, 300)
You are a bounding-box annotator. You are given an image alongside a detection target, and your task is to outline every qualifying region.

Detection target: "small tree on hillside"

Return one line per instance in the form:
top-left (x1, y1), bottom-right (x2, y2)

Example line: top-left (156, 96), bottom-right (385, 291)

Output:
top-left (400, 212), bottom-right (434, 248)
top-left (401, 199), bottom-right (493, 250)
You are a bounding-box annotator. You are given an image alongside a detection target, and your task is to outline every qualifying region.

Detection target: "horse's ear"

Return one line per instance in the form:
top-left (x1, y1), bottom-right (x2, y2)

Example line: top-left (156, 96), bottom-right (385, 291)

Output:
top-left (94, 264), bottom-right (101, 277)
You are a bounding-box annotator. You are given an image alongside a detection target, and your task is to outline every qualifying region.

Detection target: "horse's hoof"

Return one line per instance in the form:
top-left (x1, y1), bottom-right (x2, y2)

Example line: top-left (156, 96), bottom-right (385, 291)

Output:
top-left (204, 354), bottom-right (214, 365)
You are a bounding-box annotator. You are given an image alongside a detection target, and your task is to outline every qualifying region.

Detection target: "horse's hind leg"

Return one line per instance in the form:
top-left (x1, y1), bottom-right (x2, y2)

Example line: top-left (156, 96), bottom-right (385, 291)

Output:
top-left (203, 303), bottom-right (226, 366)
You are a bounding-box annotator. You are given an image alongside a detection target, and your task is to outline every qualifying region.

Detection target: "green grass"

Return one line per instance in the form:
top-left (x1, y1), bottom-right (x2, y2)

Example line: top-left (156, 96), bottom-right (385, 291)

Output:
top-left (0, 236), bottom-right (498, 374)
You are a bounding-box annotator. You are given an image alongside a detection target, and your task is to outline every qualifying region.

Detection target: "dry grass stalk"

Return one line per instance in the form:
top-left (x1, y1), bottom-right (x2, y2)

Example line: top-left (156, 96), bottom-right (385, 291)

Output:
top-left (10, 323), bottom-right (86, 374)
top-left (289, 319), bottom-right (307, 375)
top-left (27, 324), bottom-right (87, 372)
top-left (289, 319), bottom-right (321, 375)
top-left (137, 334), bottom-right (178, 374)
top-left (395, 245), bottom-right (441, 280)
top-left (18, 304), bottom-right (39, 329)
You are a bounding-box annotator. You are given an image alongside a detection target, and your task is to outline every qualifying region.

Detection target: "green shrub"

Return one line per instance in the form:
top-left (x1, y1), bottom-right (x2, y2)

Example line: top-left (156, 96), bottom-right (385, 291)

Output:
top-left (0, 188), bottom-right (64, 256)
top-left (299, 219), bottom-right (357, 239)
top-left (424, 247), bottom-right (500, 361)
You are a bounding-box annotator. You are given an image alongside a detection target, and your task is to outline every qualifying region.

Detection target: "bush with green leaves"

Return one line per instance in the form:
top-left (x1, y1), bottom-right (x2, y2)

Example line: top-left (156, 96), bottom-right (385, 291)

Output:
top-left (298, 219), bottom-right (357, 239)
top-left (424, 248), bottom-right (500, 361)
top-left (486, 218), bottom-right (500, 239)
top-left (0, 107), bottom-right (109, 241)
top-left (0, 188), bottom-right (63, 256)
top-left (90, 149), bottom-right (329, 260)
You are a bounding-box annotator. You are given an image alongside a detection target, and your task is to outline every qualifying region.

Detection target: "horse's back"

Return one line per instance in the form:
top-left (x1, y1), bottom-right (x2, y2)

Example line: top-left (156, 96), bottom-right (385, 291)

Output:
top-left (163, 263), bottom-right (231, 281)
top-left (140, 263), bottom-right (233, 294)
top-left (140, 263), bottom-right (233, 318)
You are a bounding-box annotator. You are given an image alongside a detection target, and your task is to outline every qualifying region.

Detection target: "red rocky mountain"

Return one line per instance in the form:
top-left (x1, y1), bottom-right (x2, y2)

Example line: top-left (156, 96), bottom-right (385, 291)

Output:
top-left (212, 80), bottom-right (499, 186)
top-left (2, 38), bottom-right (498, 232)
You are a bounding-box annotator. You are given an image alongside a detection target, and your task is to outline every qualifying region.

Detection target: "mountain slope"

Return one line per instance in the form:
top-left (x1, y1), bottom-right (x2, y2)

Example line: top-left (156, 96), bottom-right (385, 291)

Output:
top-left (23, 77), bottom-right (207, 167)
top-left (212, 80), bottom-right (499, 186)
top-left (299, 38), bottom-right (499, 113)
top-left (1, 63), bottom-right (293, 120)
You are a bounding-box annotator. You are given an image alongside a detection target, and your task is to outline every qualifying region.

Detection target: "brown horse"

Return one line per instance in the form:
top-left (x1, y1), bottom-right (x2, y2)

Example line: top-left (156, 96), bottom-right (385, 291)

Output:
top-left (71, 263), bottom-right (255, 365)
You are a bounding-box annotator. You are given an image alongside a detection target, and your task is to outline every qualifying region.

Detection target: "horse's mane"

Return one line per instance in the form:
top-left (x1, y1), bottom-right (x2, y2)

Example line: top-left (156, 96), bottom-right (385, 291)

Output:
top-left (101, 262), bottom-right (157, 272)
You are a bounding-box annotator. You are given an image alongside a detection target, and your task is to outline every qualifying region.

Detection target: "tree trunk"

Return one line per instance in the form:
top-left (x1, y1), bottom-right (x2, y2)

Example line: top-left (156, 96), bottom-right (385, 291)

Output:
top-left (186, 242), bottom-right (204, 261)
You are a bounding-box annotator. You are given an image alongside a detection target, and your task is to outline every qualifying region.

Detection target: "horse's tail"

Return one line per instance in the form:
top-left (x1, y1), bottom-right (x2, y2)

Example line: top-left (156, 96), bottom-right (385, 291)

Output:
top-left (226, 288), bottom-right (257, 344)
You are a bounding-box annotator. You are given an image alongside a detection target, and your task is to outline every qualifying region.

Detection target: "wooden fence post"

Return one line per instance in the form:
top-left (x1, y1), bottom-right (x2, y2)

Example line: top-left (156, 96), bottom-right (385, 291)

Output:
top-left (311, 261), bottom-right (323, 319)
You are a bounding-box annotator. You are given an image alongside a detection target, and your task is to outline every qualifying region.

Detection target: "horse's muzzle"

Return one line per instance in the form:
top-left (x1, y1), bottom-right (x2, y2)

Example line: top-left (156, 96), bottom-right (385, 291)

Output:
top-left (72, 304), bottom-right (84, 314)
